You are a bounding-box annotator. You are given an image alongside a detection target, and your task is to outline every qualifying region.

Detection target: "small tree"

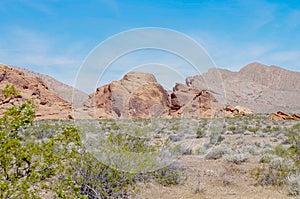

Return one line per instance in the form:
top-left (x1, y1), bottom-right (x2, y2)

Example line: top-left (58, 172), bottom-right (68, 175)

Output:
top-left (0, 100), bottom-right (83, 198)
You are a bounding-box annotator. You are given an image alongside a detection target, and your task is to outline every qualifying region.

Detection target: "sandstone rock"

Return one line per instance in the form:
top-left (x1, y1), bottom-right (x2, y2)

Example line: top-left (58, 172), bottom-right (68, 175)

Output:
top-left (15, 66), bottom-right (88, 108)
top-left (82, 72), bottom-right (250, 120)
top-left (269, 111), bottom-right (300, 121)
top-left (0, 64), bottom-right (72, 120)
top-left (170, 83), bottom-right (224, 119)
top-left (224, 105), bottom-right (254, 117)
top-left (128, 83), bottom-right (170, 118)
top-left (82, 72), bottom-right (170, 119)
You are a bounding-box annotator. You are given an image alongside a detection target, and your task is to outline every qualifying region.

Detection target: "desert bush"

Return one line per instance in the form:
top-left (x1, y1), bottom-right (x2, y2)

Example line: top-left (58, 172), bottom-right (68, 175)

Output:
top-left (73, 129), bottom-right (183, 198)
top-left (205, 144), bottom-right (232, 160)
top-left (242, 144), bottom-right (261, 156)
top-left (0, 100), bottom-right (83, 198)
top-left (196, 129), bottom-right (205, 138)
top-left (221, 173), bottom-right (236, 185)
top-left (209, 131), bottom-right (224, 145)
top-left (286, 173), bottom-right (300, 196)
top-left (0, 96), bottom-right (183, 198)
top-left (223, 153), bottom-right (249, 164)
top-left (252, 123), bottom-right (300, 189)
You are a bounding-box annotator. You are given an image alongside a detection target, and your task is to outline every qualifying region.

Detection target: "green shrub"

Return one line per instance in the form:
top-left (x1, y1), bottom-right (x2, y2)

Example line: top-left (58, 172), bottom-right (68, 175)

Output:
top-left (0, 100), bottom-right (83, 198)
top-left (196, 129), bottom-right (205, 138)
top-left (2, 84), bottom-right (21, 98)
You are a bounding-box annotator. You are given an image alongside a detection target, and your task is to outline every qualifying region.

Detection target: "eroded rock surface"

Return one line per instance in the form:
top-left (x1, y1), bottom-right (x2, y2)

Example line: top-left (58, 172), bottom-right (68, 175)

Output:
top-left (81, 72), bottom-right (250, 119)
top-left (269, 111), bottom-right (300, 121)
top-left (0, 64), bottom-right (72, 119)
top-left (83, 72), bottom-right (170, 119)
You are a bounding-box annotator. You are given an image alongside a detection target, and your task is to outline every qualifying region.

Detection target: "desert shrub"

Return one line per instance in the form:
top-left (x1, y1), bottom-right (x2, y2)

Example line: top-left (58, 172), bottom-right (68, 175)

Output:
top-left (107, 131), bottom-right (156, 153)
top-left (209, 131), bottom-right (224, 145)
top-left (196, 129), bottom-right (205, 138)
top-left (149, 166), bottom-right (182, 186)
top-left (73, 129), bottom-right (182, 198)
top-left (170, 125), bottom-right (180, 131)
top-left (247, 126), bottom-right (260, 133)
top-left (252, 123), bottom-right (300, 190)
top-left (227, 126), bottom-right (237, 131)
top-left (71, 151), bottom-right (135, 199)
top-left (221, 173), bottom-right (236, 185)
top-left (223, 153), bottom-right (249, 164)
top-left (205, 144), bottom-right (232, 160)
top-left (242, 144), bottom-right (261, 156)
top-left (286, 173), bottom-right (300, 196)
top-left (0, 100), bottom-right (83, 198)
top-left (2, 84), bottom-right (21, 98)
top-left (260, 153), bottom-right (278, 163)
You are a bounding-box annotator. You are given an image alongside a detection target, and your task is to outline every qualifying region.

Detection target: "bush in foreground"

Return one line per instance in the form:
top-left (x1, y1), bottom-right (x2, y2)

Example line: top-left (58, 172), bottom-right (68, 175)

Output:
top-left (0, 98), bottom-right (182, 198)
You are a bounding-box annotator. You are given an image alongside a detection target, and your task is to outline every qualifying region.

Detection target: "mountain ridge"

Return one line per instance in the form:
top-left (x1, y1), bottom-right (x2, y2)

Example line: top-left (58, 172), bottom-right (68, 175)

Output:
top-left (186, 62), bottom-right (300, 113)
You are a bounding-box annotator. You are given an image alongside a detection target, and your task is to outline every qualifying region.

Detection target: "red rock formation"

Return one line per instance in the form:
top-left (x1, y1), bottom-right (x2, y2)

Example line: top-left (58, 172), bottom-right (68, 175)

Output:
top-left (224, 105), bottom-right (254, 117)
top-left (82, 72), bottom-right (254, 119)
top-left (0, 64), bottom-right (72, 120)
top-left (170, 83), bottom-right (224, 119)
top-left (269, 111), bottom-right (300, 121)
top-left (83, 72), bottom-right (170, 119)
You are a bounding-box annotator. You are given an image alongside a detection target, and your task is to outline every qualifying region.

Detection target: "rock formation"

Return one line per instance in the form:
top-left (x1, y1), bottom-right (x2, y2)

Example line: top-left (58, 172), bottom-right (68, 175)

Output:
top-left (15, 66), bottom-right (88, 108)
top-left (224, 105), bottom-right (254, 117)
top-left (169, 83), bottom-right (224, 118)
top-left (82, 72), bottom-right (170, 119)
top-left (269, 111), bottom-right (300, 121)
top-left (0, 64), bottom-right (72, 119)
top-left (81, 72), bottom-right (252, 119)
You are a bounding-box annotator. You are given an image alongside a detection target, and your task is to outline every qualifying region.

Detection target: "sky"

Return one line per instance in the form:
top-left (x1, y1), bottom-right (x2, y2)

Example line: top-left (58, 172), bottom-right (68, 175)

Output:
top-left (0, 0), bottom-right (299, 93)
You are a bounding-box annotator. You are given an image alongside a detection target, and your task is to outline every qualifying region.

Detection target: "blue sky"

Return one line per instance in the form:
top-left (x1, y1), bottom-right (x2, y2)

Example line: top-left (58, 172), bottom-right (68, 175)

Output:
top-left (0, 0), bottom-right (299, 93)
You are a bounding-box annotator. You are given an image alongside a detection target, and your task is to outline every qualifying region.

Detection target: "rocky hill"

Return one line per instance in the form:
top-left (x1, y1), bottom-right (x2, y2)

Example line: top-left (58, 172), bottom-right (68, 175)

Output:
top-left (15, 67), bottom-right (88, 108)
top-left (79, 72), bottom-right (241, 119)
top-left (0, 64), bottom-right (72, 119)
top-left (186, 62), bottom-right (300, 113)
top-left (1, 62), bottom-right (297, 119)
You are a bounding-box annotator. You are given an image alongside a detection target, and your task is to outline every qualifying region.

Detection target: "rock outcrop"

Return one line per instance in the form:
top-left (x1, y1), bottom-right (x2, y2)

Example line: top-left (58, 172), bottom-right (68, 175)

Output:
top-left (0, 64), bottom-right (72, 119)
top-left (82, 72), bottom-right (170, 119)
top-left (15, 66), bottom-right (89, 108)
top-left (269, 111), bottom-right (300, 121)
top-left (81, 72), bottom-right (252, 119)
top-left (170, 83), bottom-right (224, 118)
top-left (224, 105), bottom-right (254, 117)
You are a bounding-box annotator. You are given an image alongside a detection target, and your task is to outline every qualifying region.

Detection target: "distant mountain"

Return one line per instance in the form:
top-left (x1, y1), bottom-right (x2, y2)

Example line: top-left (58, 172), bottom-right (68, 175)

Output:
top-left (186, 62), bottom-right (300, 113)
top-left (15, 67), bottom-right (88, 108)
